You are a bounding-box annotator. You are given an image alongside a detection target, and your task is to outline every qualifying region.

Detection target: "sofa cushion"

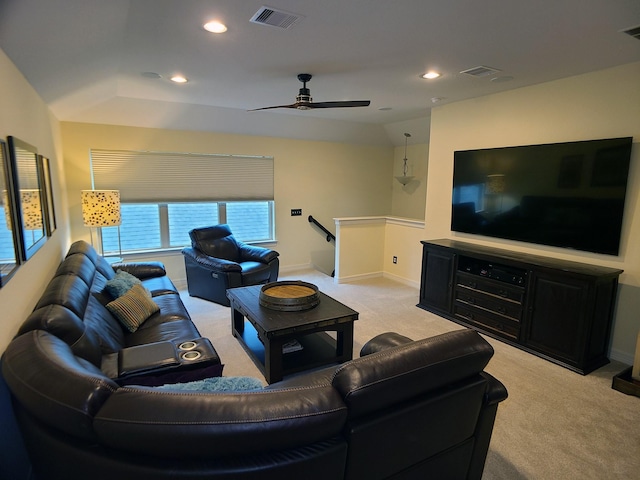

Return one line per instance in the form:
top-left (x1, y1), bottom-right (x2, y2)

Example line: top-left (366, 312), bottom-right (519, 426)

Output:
top-left (124, 319), bottom-right (201, 347)
top-left (106, 284), bottom-right (160, 333)
top-left (140, 275), bottom-right (179, 296)
top-left (105, 269), bottom-right (142, 298)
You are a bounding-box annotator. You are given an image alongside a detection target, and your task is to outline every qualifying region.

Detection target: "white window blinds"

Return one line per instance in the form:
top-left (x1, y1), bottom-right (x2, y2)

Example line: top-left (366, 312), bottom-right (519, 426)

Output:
top-left (89, 149), bottom-right (274, 202)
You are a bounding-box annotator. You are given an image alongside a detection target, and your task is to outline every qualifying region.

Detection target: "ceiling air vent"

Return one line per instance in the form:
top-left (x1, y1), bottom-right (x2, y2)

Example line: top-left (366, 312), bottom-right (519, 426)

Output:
top-left (460, 65), bottom-right (502, 78)
top-left (250, 6), bottom-right (304, 29)
top-left (622, 25), bottom-right (640, 40)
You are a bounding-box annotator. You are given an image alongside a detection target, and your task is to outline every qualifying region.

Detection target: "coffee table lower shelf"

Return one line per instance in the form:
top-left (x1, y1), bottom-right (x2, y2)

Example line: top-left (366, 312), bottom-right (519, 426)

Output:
top-left (235, 319), bottom-right (343, 381)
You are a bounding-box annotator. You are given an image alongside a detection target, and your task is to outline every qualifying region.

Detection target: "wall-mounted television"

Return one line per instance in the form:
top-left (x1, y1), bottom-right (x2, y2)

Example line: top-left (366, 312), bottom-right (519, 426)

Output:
top-left (451, 137), bottom-right (633, 255)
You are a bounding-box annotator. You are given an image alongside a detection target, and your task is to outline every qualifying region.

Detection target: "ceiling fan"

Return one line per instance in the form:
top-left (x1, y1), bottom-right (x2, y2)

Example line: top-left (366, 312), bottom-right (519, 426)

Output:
top-left (249, 73), bottom-right (370, 111)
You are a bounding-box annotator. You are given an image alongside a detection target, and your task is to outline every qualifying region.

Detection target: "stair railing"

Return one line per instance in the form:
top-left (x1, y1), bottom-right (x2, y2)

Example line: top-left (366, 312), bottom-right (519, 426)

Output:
top-left (308, 215), bottom-right (336, 277)
top-left (308, 215), bottom-right (336, 243)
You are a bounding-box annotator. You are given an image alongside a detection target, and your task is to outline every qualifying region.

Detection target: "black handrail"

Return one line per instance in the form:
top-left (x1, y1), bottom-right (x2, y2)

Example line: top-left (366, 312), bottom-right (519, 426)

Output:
top-left (308, 215), bottom-right (336, 243)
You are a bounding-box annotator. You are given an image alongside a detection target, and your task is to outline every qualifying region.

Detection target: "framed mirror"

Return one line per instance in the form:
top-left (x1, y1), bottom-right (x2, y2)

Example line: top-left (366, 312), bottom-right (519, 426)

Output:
top-left (39, 155), bottom-right (57, 236)
top-left (8, 136), bottom-right (46, 261)
top-left (0, 138), bottom-right (21, 285)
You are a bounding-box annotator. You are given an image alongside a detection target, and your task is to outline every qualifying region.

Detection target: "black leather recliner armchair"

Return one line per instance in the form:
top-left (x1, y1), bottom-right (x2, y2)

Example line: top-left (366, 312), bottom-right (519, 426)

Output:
top-left (182, 224), bottom-right (279, 306)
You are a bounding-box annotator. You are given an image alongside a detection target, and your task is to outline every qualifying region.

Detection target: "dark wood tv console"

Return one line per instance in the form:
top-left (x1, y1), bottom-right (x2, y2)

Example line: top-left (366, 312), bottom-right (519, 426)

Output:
top-left (418, 239), bottom-right (623, 374)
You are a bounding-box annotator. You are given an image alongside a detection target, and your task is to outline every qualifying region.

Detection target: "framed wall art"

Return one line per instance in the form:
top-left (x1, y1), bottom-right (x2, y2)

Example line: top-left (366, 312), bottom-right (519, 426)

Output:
top-left (7, 136), bottom-right (47, 261)
top-left (0, 138), bottom-right (21, 285)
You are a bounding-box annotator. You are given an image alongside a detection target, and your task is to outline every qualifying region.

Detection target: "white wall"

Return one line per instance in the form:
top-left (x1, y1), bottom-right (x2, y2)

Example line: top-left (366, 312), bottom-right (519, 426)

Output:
top-left (0, 48), bottom-right (68, 352)
top-left (425, 62), bottom-right (640, 363)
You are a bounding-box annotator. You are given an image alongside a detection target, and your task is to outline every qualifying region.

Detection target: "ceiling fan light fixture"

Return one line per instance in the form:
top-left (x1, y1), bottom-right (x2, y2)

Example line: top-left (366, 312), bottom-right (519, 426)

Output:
top-left (395, 133), bottom-right (415, 186)
top-left (203, 21), bottom-right (228, 33)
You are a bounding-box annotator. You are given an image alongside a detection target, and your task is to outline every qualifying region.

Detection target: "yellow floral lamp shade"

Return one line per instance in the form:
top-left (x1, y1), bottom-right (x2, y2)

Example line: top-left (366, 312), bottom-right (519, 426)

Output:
top-left (81, 190), bottom-right (121, 227)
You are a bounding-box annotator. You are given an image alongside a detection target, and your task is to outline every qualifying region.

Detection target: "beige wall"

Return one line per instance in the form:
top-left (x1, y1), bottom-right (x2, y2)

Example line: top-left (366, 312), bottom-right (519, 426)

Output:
top-left (425, 62), bottom-right (640, 363)
top-left (334, 216), bottom-right (424, 287)
top-left (0, 48), bottom-right (68, 352)
top-left (61, 122), bottom-right (395, 281)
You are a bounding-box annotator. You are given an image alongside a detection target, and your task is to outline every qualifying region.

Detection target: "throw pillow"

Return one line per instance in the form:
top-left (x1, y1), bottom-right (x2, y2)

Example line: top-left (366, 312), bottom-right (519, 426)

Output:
top-left (155, 376), bottom-right (264, 392)
top-left (105, 269), bottom-right (142, 298)
top-left (106, 283), bottom-right (159, 333)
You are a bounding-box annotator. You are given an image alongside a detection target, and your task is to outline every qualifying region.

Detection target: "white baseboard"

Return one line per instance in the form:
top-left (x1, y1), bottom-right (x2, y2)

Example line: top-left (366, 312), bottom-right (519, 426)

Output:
top-left (335, 271), bottom-right (384, 284)
top-left (382, 272), bottom-right (420, 289)
top-left (280, 263), bottom-right (314, 274)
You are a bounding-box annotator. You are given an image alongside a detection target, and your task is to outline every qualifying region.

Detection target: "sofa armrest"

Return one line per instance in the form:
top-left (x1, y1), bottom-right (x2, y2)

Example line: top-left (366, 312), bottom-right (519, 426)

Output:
top-left (481, 372), bottom-right (508, 405)
top-left (333, 329), bottom-right (495, 418)
top-left (237, 242), bottom-right (279, 264)
top-left (359, 332), bottom-right (413, 356)
top-left (112, 262), bottom-right (166, 279)
top-left (182, 247), bottom-right (242, 272)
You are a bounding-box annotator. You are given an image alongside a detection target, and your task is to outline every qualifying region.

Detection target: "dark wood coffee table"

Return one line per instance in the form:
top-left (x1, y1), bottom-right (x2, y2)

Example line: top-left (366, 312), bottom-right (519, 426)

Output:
top-left (227, 284), bottom-right (359, 384)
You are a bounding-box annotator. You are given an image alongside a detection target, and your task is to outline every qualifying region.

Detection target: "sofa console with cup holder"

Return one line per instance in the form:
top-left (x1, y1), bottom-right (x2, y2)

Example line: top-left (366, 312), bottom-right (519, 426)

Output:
top-left (1, 240), bottom-right (508, 480)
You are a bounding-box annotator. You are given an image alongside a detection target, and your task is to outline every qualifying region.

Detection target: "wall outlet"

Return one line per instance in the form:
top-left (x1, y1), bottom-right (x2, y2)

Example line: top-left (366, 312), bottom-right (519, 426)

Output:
top-left (393, 256), bottom-right (398, 264)
top-left (291, 208), bottom-right (302, 216)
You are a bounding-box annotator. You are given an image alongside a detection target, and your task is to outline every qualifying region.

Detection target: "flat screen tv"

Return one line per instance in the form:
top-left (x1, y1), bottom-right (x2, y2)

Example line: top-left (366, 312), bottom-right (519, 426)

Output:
top-left (451, 137), bottom-right (633, 255)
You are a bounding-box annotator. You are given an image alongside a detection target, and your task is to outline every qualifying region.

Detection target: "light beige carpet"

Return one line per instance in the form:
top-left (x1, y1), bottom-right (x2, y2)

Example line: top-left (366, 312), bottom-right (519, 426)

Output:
top-left (180, 268), bottom-right (640, 480)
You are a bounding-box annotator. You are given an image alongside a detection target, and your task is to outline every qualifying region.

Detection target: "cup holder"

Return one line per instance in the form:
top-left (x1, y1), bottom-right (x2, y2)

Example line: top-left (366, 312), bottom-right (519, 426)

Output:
top-left (181, 350), bottom-right (202, 361)
top-left (178, 341), bottom-right (197, 351)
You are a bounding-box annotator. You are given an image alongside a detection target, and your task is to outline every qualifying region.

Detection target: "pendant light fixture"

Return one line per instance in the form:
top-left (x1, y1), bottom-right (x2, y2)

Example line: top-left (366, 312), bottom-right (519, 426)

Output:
top-left (395, 133), bottom-right (414, 185)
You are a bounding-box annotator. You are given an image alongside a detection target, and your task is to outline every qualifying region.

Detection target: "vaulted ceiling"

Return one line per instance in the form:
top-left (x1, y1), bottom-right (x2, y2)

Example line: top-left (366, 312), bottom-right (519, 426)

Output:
top-left (1, 0), bottom-right (639, 145)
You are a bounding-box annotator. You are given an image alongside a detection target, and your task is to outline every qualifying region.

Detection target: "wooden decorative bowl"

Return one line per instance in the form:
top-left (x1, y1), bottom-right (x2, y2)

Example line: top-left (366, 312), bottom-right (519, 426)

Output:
top-left (259, 281), bottom-right (320, 311)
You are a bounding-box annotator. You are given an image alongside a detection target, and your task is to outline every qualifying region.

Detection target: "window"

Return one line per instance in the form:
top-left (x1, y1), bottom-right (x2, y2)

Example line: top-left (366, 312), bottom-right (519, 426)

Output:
top-left (91, 149), bottom-right (275, 254)
top-left (102, 201), bottom-right (274, 254)
top-left (168, 203), bottom-right (219, 247)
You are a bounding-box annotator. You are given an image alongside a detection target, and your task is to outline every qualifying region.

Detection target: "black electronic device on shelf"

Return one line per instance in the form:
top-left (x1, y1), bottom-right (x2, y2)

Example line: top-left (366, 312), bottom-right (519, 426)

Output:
top-left (457, 256), bottom-right (526, 287)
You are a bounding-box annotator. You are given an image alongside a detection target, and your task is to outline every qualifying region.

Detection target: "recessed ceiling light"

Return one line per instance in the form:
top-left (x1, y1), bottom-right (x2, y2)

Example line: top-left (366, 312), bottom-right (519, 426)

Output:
top-left (170, 75), bottom-right (188, 84)
top-left (203, 21), bottom-right (227, 33)
top-left (421, 72), bottom-right (441, 80)
top-left (141, 72), bottom-right (162, 79)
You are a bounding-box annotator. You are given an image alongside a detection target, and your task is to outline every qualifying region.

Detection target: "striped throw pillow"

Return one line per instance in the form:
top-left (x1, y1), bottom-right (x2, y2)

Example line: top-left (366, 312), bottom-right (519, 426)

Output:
top-left (106, 284), bottom-right (159, 332)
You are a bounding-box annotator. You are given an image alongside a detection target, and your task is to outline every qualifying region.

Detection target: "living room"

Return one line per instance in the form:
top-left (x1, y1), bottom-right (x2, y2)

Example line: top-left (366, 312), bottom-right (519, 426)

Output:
top-left (1, 1), bottom-right (639, 478)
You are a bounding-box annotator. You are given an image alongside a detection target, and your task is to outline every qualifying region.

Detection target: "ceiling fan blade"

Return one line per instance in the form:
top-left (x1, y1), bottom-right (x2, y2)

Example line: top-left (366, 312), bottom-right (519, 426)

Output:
top-left (306, 100), bottom-right (371, 109)
top-left (247, 103), bottom-right (299, 112)
top-left (249, 75), bottom-right (371, 111)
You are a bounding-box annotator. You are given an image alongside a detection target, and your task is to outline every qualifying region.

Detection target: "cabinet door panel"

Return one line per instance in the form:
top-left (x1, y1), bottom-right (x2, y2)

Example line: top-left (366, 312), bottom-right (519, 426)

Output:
top-left (419, 247), bottom-right (455, 314)
top-left (525, 273), bottom-right (589, 364)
